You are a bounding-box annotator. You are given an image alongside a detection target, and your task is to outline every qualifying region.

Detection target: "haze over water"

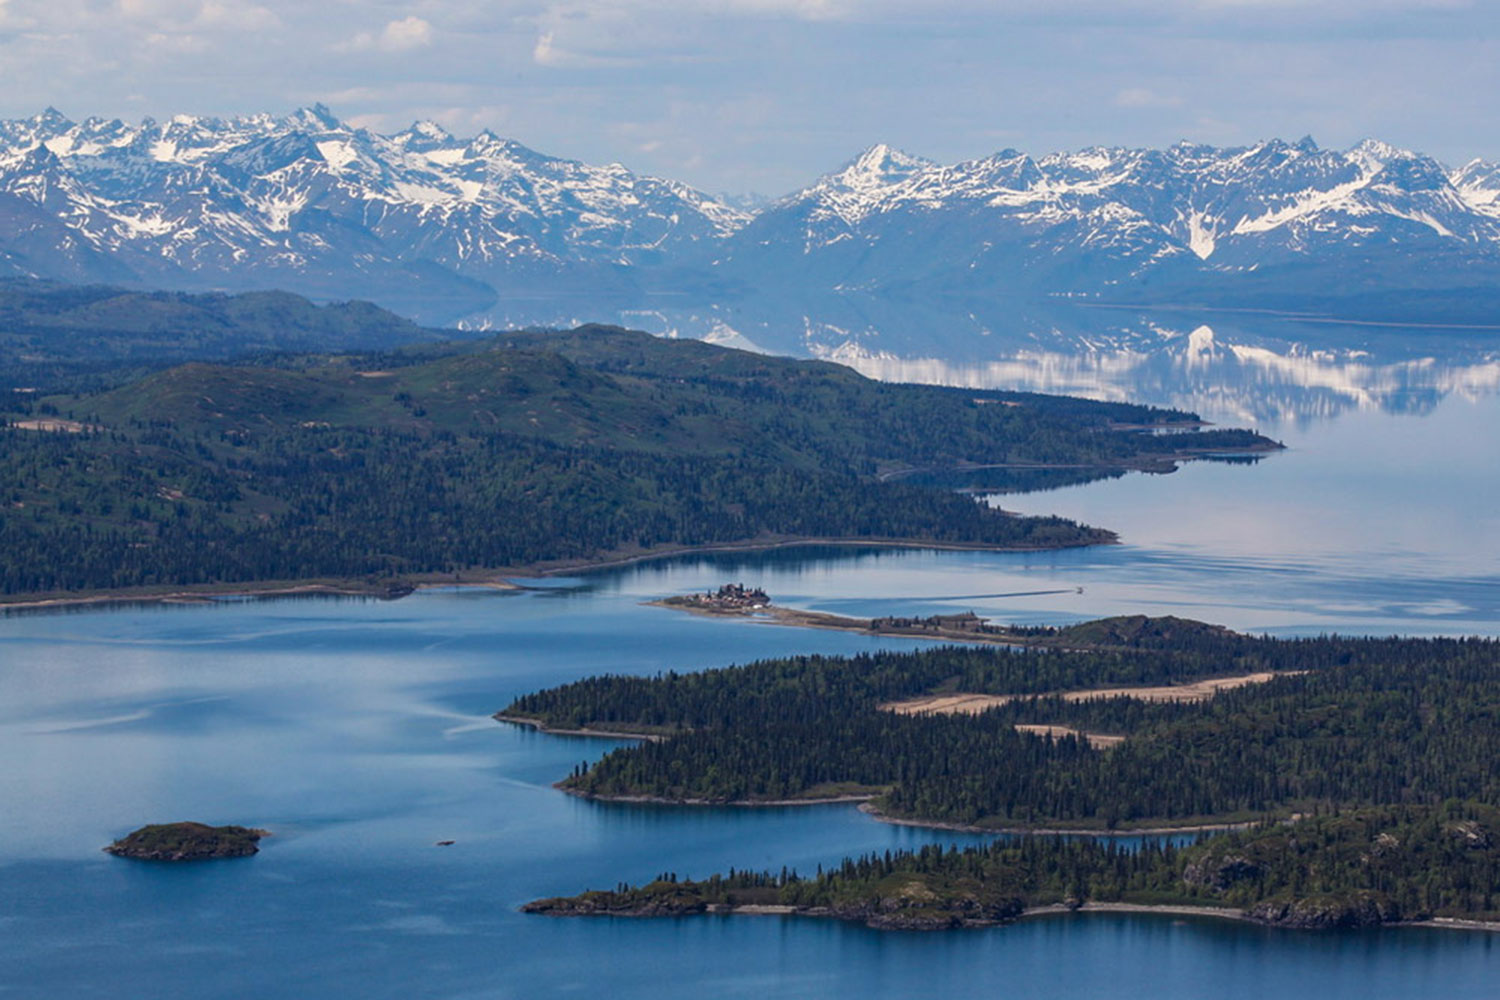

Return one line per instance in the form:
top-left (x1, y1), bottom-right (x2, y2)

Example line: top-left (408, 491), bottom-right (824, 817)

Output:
top-left (2, 316), bottom-right (1497, 998)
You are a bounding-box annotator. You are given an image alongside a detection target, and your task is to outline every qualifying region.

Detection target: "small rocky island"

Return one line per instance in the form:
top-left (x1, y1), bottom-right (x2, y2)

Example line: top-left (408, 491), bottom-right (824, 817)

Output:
top-left (104, 822), bottom-right (268, 861)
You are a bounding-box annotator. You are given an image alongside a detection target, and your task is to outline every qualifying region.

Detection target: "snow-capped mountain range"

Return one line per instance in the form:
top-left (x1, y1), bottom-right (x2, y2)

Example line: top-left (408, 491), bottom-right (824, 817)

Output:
top-left (5, 105), bottom-right (1500, 324)
top-left (0, 105), bottom-right (745, 318)
top-left (727, 138), bottom-right (1500, 308)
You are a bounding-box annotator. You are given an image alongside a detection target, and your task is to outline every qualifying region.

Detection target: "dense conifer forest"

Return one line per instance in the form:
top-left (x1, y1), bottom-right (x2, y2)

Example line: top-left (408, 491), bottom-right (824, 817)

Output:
top-left (502, 620), bottom-right (1500, 830)
top-left (525, 802), bottom-right (1500, 930)
top-left (0, 327), bottom-right (1272, 598)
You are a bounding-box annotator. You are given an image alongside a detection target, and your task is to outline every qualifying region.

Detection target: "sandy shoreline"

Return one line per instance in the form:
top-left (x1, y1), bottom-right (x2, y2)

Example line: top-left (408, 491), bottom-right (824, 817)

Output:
top-left (645, 600), bottom-right (1040, 648)
top-left (0, 581), bottom-right (421, 614)
top-left (705, 901), bottom-right (1247, 925)
top-left (1021, 902), bottom-right (1247, 923)
top-left (556, 785), bottom-right (880, 808)
top-left (1029, 906), bottom-right (1500, 934)
top-left (542, 897), bottom-right (1500, 934)
top-left (1409, 917), bottom-right (1500, 933)
top-left (532, 893), bottom-right (1500, 933)
top-left (857, 802), bottom-right (1262, 838)
top-left (495, 715), bottom-right (668, 743)
top-left (0, 534), bottom-right (1107, 614)
top-left (521, 772), bottom-right (1252, 834)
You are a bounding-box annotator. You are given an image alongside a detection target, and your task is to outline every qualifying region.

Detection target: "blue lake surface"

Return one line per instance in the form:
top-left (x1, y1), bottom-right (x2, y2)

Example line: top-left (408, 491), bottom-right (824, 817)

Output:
top-left (3, 339), bottom-right (1499, 997)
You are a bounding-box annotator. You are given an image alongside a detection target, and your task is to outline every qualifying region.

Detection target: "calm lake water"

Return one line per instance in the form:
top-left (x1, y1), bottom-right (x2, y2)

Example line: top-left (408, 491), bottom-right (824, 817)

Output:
top-left (2, 323), bottom-right (1498, 998)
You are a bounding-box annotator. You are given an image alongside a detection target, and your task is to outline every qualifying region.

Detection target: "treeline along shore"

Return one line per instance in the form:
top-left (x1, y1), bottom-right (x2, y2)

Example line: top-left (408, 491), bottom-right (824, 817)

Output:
top-left (505, 615), bottom-right (1500, 929)
top-left (0, 324), bottom-right (1276, 602)
top-left (524, 803), bottom-right (1500, 932)
top-left (500, 616), bottom-right (1500, 829)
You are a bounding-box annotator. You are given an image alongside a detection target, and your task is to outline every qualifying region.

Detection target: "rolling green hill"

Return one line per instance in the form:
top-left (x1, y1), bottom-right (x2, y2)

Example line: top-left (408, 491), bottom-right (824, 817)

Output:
top-left (0, 327), bottom-right (1276, 600)
top-left (0, 279), bottom-right (458, 390)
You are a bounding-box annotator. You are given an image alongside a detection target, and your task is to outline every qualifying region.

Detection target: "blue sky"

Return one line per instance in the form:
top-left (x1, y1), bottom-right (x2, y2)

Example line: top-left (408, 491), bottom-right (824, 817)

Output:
top-left (0, 1), bottom-right (1495, 196)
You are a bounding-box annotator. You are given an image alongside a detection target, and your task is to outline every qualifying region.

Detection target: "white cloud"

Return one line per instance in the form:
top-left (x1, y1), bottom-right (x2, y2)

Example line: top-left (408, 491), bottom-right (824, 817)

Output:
top-left (1114, 87), bottom-right (1185, 109)
top-left (116, 0), bottom-right (200, 21)
top-left (340, 14), bottom-right (435, 53)
top-left (531, 28), bottom-right (635, 67)
top-left (109, 0), bottom-right (277, 34)
top-left (514, 0), bottom-right (1473, 19)
top-left (322, 86), bottom-right (385, 105)
top-left (0, 0), bottom-right (1495, 195)
top-left (380, 14), bottom-right (433, 50)
top-left (711, 0), bottom-right (848, 17)
top-left (144, 29), bottom-right (208, 52)
top-left (531, 29), bottom-right (562, 64)
top-left (196, 2), bottom-right (279, 31)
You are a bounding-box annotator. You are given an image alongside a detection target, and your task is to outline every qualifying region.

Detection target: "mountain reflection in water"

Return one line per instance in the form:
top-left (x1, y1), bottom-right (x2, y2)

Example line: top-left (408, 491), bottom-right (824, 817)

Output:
top-left (464, 293), bottom-right (1500, 426)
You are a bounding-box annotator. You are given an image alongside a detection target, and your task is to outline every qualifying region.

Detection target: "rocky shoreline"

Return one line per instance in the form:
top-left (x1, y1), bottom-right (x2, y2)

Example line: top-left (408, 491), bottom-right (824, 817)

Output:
top-left (522, 889), bottom-right (1029, 930)
top-left (523, 893), bottom-right (1500, 934)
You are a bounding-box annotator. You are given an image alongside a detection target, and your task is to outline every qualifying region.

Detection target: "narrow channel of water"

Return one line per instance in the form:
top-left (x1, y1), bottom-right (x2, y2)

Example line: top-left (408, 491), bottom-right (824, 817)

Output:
top-left (2, 334), bottom-right (1497, 998)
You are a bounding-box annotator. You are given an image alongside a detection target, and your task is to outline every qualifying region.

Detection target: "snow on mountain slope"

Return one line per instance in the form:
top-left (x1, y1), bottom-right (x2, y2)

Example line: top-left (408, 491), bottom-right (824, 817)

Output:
top-left (0, 105), bottom-right (749, 319)
top-left (713, 136), bottom-right (1500, 302)
top-left (4, 107), bottom-right (1500, 323)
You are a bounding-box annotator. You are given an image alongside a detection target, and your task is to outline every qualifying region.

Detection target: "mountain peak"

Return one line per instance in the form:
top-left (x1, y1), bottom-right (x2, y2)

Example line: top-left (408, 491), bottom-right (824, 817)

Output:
top-left (854, 143), bottom-right (926, 169)
top-left (825, 143), bottom-right (932, 193)
top-left (24, 107), bottom-right (74, 138)
top-left (3, 113), bottom-right (1499, 321)
top-left (288, 103), bottom-right (341, 132)
top-left (1348, 138), bottom-right (1413, 174)
top-left (409, 120), bottom-right (452, 141)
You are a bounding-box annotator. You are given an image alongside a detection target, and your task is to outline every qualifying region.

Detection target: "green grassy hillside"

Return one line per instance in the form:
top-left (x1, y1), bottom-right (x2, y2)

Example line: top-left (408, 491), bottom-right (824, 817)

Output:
top-left (1, 327), bottom-right (1276, 599)
top-left (0, 279), bottom-right (455, 390)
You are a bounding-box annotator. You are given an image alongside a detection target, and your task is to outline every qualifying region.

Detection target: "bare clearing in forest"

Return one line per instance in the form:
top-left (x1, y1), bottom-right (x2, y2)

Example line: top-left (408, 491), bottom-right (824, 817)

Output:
top-left (883, 671), bottom-right (1299, 716)
top-left (1013, 724), bottom-right (1125, 749)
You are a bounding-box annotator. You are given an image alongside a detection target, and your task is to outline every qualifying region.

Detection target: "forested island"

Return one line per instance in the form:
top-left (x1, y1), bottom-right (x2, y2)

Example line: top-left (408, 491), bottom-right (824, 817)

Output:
top-left (511, 617), bottom-right (1500, 930)
top-left (0, 325), bottom-right (1275, 602)
top-left (104, 822), bottom-right (267, 861)
top-left (500, 617), bottom-right (1500, 830)
top-left (525, 803), bottom-right (1500, 931)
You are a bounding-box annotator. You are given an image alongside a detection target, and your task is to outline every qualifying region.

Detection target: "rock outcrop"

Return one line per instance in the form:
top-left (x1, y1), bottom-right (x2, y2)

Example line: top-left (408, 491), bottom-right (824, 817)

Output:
top-left (1246, 892), bottom-right (1402, 929)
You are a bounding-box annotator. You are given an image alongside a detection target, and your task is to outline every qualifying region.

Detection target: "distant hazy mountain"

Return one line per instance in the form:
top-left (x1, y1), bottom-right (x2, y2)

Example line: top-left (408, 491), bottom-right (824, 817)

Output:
top-left (0, 279), bottom-right (462, 388)
top-left (5, 106), bottom-right (1500, 324)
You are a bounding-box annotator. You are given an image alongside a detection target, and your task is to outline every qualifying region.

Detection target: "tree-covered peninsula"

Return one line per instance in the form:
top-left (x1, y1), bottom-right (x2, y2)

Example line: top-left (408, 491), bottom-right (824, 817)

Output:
top-left (0, 327), bottom-right (1273, 601)
top-left (525, 803), bottom-right (1500, 931)
top-left (500, 618), bottom-right (1500, 831)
